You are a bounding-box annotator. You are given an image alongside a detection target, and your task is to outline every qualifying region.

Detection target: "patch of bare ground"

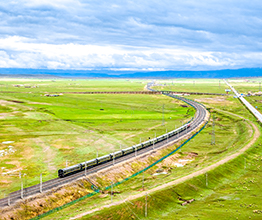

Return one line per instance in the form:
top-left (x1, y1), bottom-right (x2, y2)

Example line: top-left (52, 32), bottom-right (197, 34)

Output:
top-left (28, 102), bottom-right (51, 105)
top-left (195, 96), bottom-right (233, 105)
top-left (0, 100), bottom-right (18, 111)
top-left (0, 113), bottom-right (12, 119)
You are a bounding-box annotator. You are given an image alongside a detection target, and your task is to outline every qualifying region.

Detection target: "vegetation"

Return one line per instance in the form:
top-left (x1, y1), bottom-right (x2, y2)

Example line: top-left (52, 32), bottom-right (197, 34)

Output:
top-left (42, 91), bottom-right (257, 220)
top-left (1, 77), bottom-right (261, 220)
top-left (0, 79), bottom-right (194, 197)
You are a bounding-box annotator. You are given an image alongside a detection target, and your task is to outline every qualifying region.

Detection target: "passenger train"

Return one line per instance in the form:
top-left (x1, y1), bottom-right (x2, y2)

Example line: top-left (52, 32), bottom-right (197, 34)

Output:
top-left (58, 122), bottom-right (191, 178)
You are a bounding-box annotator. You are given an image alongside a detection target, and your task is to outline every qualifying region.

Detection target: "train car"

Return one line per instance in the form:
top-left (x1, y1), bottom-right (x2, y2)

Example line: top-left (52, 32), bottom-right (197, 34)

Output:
top-left (122, 146), bottom-right (134, 155)
top-left (110, 150), bottom-right (123, 159)
top-left (97, 155), bottom-right (112, 164)
top-left (134, 143), bottom-right (143, 150)
top-left (142, 140), bottom-right (151, 148)
top-left (81, 158), bottom-right (97, 169)
top-left (58, 163), bottom-right (83, 178)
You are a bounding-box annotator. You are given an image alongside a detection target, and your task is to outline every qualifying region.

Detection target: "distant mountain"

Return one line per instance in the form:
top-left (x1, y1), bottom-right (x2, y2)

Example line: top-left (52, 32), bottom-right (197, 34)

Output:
top-left (0, 68), bottom-right (262, 78)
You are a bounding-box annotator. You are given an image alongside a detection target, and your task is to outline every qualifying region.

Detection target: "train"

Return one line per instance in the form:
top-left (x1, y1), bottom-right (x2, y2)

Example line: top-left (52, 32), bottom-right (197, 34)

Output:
top-left (58, 122), bottom-right (191, 178)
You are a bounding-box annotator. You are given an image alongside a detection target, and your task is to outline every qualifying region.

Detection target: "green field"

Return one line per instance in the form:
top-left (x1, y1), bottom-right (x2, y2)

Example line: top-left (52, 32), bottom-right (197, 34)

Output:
top-left (0, 78), bottom-right (147, 93)
top-left (0, 79), bottom-right (194, 197)
top-left (2, 77), bottom-right (262, 220)
top-left (42, 91), bottom-right (259, 220)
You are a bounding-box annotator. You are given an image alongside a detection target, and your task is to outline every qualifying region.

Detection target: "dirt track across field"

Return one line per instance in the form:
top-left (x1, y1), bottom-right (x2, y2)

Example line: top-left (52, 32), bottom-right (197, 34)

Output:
top-left (70, 114), bottom-right (260, 220)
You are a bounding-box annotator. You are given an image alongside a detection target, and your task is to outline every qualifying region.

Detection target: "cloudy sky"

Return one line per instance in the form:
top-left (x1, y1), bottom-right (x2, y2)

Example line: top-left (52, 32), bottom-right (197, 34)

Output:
top-left (0, 0), bottom-right (262, 70)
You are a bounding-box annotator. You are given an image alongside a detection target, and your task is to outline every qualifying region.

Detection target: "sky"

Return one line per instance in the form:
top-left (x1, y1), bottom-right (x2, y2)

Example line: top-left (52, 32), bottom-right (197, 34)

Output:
top-left (0, 0), bottom-right (262, 71)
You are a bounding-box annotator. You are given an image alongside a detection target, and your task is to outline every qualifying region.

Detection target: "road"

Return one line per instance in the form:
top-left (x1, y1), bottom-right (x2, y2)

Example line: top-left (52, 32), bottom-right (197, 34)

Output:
top-left (0, 92), bottom-right (207, 208)
top-left (224, 79), bottom-right (262, 123)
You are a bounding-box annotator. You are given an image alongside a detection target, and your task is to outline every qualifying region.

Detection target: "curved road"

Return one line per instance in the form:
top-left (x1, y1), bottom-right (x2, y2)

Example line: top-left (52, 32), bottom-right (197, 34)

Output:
top-left (0, 92), bottom-right (207, 208)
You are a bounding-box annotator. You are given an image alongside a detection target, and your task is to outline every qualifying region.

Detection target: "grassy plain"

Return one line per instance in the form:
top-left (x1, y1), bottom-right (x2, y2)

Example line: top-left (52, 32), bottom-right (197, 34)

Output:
top-left (44, 91), bottom-right (258, 220)
top-left (0, 79), bottom-right (194, 197)
top-left (0, 78), bottom-right (148, 92)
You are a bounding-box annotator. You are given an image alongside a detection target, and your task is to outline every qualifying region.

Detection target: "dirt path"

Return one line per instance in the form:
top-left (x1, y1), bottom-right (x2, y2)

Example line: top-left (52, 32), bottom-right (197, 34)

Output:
top-left (70, 115), bottom-right (260, 220)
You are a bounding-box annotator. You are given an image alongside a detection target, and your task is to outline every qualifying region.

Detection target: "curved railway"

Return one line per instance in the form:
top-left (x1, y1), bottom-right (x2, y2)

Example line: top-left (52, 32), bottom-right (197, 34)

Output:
top-left (0, 90), bottom-right (207, 208)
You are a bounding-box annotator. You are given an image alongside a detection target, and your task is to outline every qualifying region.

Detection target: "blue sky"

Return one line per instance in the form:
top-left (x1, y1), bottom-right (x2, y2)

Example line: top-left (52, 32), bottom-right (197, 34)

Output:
top-left (0, 0), bottom-right (262, 70)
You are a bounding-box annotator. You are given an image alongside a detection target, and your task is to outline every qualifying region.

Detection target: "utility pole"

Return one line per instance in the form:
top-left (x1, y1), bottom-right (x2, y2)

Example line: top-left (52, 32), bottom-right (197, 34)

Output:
top-left (40, 173), bottom-right (42, 193)
top-left (21, 182), bottom-right (23, 199)
top-left (8, 195), bottom-right (10, 206)
top-left (211, 114), bottom-right (215, 145)
top-left (162, 104), bottom-right (165, 126)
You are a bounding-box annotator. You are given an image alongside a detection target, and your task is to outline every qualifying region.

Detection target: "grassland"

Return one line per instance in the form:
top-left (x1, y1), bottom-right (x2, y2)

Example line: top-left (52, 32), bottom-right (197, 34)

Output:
top-left (0, 78), bottom-right (147, 93)
top-left (0, 79), bottom-right (194, 197)
top-left (2, 77), bottom-right (262, 220)
top-left (42, 90), bottom-right (258, 220)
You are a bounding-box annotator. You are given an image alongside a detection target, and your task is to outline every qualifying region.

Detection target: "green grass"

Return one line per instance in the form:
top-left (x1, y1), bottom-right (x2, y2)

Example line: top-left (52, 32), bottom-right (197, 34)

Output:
top-left (42, 94), bottom-right (255, 220)
top-left (0, 79), bottom-right (194, 197)
top-left (0, 78), bottom-right (147, 93)
top-left (85, 132), bottom-right (262, 220)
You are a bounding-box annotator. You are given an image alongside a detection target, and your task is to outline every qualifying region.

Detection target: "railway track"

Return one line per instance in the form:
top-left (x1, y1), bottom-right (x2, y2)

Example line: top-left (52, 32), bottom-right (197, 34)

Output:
top-left (0, 91), bottom-right (207, 208)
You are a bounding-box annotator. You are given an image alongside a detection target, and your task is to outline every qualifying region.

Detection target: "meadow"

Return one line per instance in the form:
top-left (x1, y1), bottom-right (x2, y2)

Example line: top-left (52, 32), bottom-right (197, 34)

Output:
top-left (2, 77), bottom-right (262, 220)
top-left (43, 89), bottom-right (259, 220)
top-left (0, 79), bottom-right (194, 197)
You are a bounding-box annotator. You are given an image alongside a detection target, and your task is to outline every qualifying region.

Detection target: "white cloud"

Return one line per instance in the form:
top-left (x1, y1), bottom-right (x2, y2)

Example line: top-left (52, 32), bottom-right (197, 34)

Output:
top-left (1, 36), bottom-right (262, 70)
top-left (0, 1), bottom-right (262, 70)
